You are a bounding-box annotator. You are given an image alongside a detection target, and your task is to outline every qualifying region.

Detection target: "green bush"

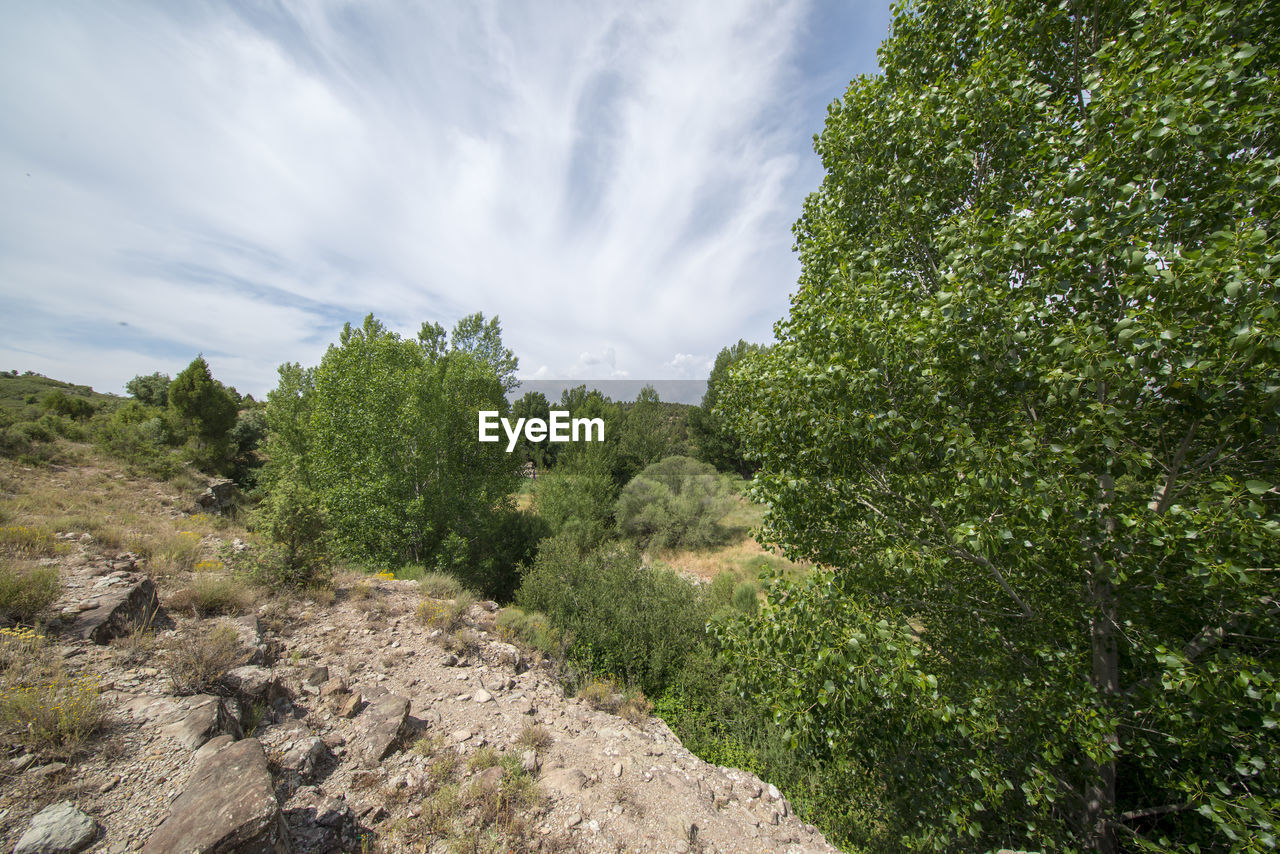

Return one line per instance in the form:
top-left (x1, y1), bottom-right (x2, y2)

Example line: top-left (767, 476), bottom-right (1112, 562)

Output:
top-left (417, 571), bottom-right (463, 599)
top-left (494, 606), bottom-right (564, 659)
top-left (516, 533), bottom-right (706, 696)
top-left (248, 479), bottom-right (328, 589)
top-left (615, 456), bottom-right (734, 549)
top-left (731, 581), bottom-right (759, 615)
top-left (0, 563), bottom-right (60, 624)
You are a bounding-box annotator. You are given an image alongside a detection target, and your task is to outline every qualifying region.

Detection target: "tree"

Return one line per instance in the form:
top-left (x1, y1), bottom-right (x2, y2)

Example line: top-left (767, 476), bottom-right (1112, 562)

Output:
top-left (126, 372), bottom-right (170, 407)
top-left (265, 314), bottom-right (528, 594)
top-left (169, 357), bottom-right (237, 444)
top-left (615, 386), bottom-right (674, 481)
top-left (689, 341), bottom-right (764, 477)
top-left (510, 390), bottom-right (554, 468)
top-left (615, 455), bottom-right (735, 550)
top-left (719, 0), bottom-right (1279, 850)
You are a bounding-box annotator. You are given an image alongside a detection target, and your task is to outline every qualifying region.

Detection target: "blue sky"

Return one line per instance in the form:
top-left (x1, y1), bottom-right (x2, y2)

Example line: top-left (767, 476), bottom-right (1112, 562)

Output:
top-left (0, 1), bottom-right (892, 399)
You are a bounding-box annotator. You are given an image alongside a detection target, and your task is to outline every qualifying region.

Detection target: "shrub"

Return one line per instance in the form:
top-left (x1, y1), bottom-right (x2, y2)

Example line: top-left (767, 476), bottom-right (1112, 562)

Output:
top-left (0, 563), bottom-right (60, 624)
top-left (0, 524), bottom-right (68, 559)
top-left (731, 581), bottom-right (759, 615)
top-left (418, 571), bottom-right (463, 600)
top-left (577, 675), bottom-right (652, 723)
top-left (153, 530), bottom-right (203, 574)
top-left (0, 626), bottom-right (104, 754)
top-left (615, 456), bottom-right (735, 549)
top-left (416, 590), bottom-right (475, 633)
top-left (494, 607), bottom-right (564, 659)
top-left (517, 533), bottom-right (706, 696)
top-left (169, 573), bottom-right (251, 616)
top-left (162, 623), bottom-right (244, 694)
top-left (706, 571), bottom-right (736, 610)
top-left (250, 479), bottom-right (328, 587)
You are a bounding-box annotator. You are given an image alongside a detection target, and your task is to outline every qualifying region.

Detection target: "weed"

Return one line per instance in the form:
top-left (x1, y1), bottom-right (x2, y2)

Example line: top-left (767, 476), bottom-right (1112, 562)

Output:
top-left (0, 626), bottom-right (104, 755)
top-left (416, 591), bottom-right (475, 633)
top-left (0, 524), bottom-right (67, 559)
top-left (418, 571), bottom-right (464, 600)
top-left (162, 623), bottom-right (244, 694)
top-left (168, 573), bottom-right (251, 616)
top-left (516, 722), bottom-right (552, 752)
top-left (0, 561), bottom-right (59, 624)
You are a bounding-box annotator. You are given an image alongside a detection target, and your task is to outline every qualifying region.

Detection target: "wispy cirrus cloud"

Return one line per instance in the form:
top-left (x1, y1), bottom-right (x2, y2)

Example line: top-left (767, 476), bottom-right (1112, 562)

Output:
top-left (0, 1), bottom-right (890, 396)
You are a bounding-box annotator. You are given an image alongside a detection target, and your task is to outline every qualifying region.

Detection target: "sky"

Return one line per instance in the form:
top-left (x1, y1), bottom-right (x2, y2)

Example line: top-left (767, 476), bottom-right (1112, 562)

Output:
top-left (0, 0), bottom-right (893, 401)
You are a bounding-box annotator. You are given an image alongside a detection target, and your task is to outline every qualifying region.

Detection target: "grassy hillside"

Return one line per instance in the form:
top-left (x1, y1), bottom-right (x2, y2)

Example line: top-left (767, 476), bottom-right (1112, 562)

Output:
top-left (0, 371), bottom-right (121, 416)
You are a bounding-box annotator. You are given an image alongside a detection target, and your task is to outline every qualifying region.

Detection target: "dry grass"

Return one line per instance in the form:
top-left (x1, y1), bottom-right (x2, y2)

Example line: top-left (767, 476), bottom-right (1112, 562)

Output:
top-left (417, 591), bottom-right (475, 633)
top-left (0, 626), bottom-right (105, 755)
top-left (0, 452), bottom-right (249, 579)
top-left (0, 560), bottom-right (60, 624)
top-left (168, 572), bottom-right (254, 616)
top-left (652, 534), bottom-right (809, 585)
top-left (516, 722), bottom-right (553, 752)
top-left (162, 622), bottom-right (245, 695)
top-left (577, 676), bottom-right (653, 724)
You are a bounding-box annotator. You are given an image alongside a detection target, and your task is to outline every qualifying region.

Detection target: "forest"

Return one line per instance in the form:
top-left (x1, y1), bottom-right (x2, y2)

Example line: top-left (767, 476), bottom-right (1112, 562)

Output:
top-left (2, 0), bottom-right (1277, 850)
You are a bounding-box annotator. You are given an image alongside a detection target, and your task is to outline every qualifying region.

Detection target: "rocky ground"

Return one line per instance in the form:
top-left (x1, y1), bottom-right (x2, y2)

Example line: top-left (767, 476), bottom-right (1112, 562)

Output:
top-left (1, 531), bottom-right (838, 854)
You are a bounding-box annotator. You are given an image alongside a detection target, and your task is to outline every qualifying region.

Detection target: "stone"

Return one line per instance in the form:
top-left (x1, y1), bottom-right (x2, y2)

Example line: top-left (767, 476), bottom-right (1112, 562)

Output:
top-left (473, 688), bottom-right (493, 703)
top-left (219, 666), bottom-right (286, 707)
top-left (303, 666), bottom-right (329, 687)
top-left (355, 693), bottom-right (410, 766)
top-left (68, 577), bottom-right (164, 645)
top-left (14, 801), bottom-right (96, 854)
top-left (335, 692), bottom-right (363, 719)
top-left (161, 695), bottom-right (243, 750)
top-left (142, 738), bottom-right (288, 854)
top-left (195, 480), bottom-right (238, 515)
top-left (319, 677), bottom-right (347, 698)
top-left (521, 749), bottom-right (540, 775)
top-left (279, 736), bottom-right (330, 779)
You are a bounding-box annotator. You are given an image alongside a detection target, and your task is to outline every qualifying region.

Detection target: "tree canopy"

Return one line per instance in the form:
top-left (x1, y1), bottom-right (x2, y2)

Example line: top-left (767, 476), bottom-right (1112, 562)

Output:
top-left (720, 0), bottom-right (1279, 850)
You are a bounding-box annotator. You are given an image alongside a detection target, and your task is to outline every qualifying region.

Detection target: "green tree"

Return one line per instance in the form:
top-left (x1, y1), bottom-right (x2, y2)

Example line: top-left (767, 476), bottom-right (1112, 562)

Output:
top-left (616, 386), bottom-right (676, 482)
top-left (267, 314), bottom-right (527, 595)
top-left (615, 455), bottom-right (735, 550)
top-left (169, 357), bottom-right (237, 444)
top-left (125, 372), bottom-right (170, 407)
top-left (689, 341), bottom-right (764, 477)
top-left (510, 390), bottom-right (554, 468)
top-left (719, 0), bottom-right (1280, 850)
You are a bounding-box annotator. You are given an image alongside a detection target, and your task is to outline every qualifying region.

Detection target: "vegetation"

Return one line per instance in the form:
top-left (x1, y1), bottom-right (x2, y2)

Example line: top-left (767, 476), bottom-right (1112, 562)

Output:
top-left (0, 563), bottom-right (60, 625)
top-left (687, 340), bottom-right (765, 477)
top-left (716, 0), bottom-right (1280, 849)
top-left (614, 455), bottom-right (735, 549)
top-left (0, 626), bottom-right (105, 755)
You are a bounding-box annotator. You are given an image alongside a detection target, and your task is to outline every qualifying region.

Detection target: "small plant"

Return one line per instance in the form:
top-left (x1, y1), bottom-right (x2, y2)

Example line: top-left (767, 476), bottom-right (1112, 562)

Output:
top-left (0, 562), bottom-right (60, 624)
top-left (731, 580), bottom-right (760, 615)
top-left (193, 559), bottom-right (224, 572)
top-left (108, 610), bottom-right (159, 666)
top-left (154, 530), bottom-right (203, 574)
top-left (169, 573), bottom-right (251, 616)
top-left (467, 745), bottom-right (501, 772)
top-left (0, 524), bottom-right (67, 559)
top-left (418, 571), bottom-right (464, 600)
top-left (416, 590), bottom-right (475, 633)
top-left (162, 623), bottom-right (244, 694)
top-left (373, 570), bottom-right (395, 581)
top-left (0, 626), bottom-right (104, 754)
top-left (516, 722), bottom-right (553, 752)
top-left (577, 675), bottom-right (652, 723)
top-left (443, 627), bottom-right (480, 658)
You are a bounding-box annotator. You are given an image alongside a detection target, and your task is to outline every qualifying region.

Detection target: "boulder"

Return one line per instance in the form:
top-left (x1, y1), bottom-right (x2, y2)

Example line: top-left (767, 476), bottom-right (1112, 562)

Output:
top-left (355, 693), bottom-right (409, 767)
top-left (195, 480), bottom-right (238, 515)
top-left (161, 695), bottom-right (243, 750)
top-left (220, 666), bottom-right (286, 707)
top-left (142, 738), bottom-right (289, 854)
top-left (13, 801), bottom-right (96, 854)
top-left (68, 577), bottom-right (164, 645)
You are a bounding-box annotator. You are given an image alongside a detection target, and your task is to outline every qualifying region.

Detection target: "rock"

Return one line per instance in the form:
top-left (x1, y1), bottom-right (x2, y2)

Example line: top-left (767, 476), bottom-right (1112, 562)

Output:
top-left (355, 693), bottom-right (409, 766)
top-left (473, 765), bottom-right (505, 791)
top-left (220, 666), bottom-right (286, 707)
top-left (142, 738), bottom-right (288, 854)
top-left (303, 666), bottom-right (329, 687)
top-left (441, 654), bottom-right (459, 667)
top-left (565, 814), bottom-right (581, 828)
top-left (612, 762), bottom-right (623, 778)
top-left (473, 688), bottom-right (493, 703)
top-left (68, 577), bottom-right (164, 645)
top-left (28, 762), bottom-right (68, 780)
top-left (161, 695), bottom-right (243, 750)
top-left (521, 749), bottom-right (540, 775)
top-left (542, 767), bottom-right (587, 794)
top-left (319, 677), bottom-right (347, 698)
top-left (195, 480), bottom-right (238, 515)
top-left (13, 801), bottom-right (96, 854)
top-left (279, 736), bottom-right (330, 780)
top-left (224, 615), bottom-right (266, 666)
top-left (335, 692), bottom-right (363, 719)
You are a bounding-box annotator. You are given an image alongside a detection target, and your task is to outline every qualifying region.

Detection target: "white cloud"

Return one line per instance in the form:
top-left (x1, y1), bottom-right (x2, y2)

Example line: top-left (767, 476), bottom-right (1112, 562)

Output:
top-left (0, 1), bottom-right (891, 396)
